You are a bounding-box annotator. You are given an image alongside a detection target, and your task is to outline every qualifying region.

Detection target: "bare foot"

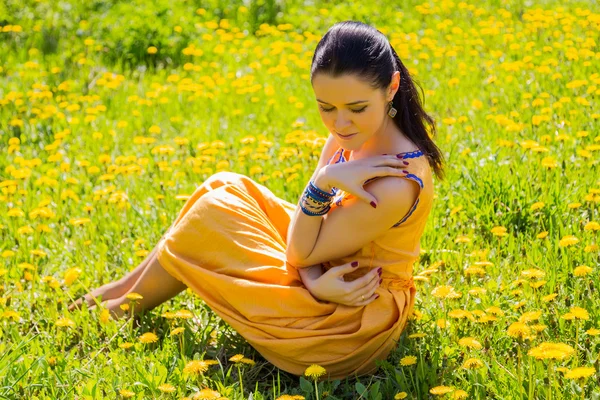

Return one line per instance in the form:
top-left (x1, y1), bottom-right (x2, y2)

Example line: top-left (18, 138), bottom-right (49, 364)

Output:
top-left (68, 281), bottom-right (129, 312)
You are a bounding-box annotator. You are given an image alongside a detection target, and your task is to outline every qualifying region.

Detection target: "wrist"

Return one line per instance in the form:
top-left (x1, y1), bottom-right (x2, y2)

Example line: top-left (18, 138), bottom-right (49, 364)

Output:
top-left (313, 168), bottom-right (334, 193)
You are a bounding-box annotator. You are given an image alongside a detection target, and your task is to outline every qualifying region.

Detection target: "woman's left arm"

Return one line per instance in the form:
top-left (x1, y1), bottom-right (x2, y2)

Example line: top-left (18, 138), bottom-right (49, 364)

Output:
top-left (286, 136), bottom-right (338, 267)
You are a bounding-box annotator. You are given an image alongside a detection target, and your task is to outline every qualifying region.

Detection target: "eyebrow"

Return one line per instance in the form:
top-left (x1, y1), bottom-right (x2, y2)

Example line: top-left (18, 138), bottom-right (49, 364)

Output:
top-left (316, 99), bottom-right (369, 106)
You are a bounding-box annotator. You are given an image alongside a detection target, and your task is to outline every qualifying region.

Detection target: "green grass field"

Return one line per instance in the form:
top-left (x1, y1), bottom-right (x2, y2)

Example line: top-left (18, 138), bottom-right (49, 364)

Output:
top-left (1, 0), bottom-right (599, 398)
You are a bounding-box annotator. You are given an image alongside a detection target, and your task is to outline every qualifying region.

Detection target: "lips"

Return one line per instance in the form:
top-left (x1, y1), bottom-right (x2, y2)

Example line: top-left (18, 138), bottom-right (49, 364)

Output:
top-left (336, 131), bottom-right (358, 138)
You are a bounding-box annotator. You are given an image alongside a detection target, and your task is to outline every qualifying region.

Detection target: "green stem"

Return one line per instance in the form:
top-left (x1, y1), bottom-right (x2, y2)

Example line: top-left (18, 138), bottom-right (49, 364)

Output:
top-left (238, 365), bottom-right (244, 397)
top-left (517, 343), bottom-right (523, 400)
top-left (547, 360), bottom-right (553, 400)
top-left (314, 379), bottom-right (319, 400)
top-left (573, 319), bottom-right (579, 369)
top-left (528, 357), bottom-right (534, 400)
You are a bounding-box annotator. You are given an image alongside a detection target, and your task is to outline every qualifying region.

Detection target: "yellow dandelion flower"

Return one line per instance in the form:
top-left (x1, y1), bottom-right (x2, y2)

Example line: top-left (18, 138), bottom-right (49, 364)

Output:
top-left (139, 332), bottom-right (158, 344)
top-left (394, 392), bottom-right (408, 399)
top-left (119, 388), bottom-right (135, 398)
top-left (171, 327), bottom-right (185, 336)
top-left (564, 367), bottom-right (595, 380)
top-left (452, 390), bottom-right (469, 399)
top-left (175, 309), bottom-right (194, 319)
top-left (561, 313), bottom-right (575, 320)
top-left (584, 221), bottom-right (600, 231)
top-left (55, 317), bottom-right (75, 328)
top-left (161, 311), bottom-right (176, 319)
top-left (530, 202), bottom-right (545, 211)
top-left (183, 360), bottom-right (209, 375)
top-left (585, 328), bottom-right (600, 335)
top-left (63, 267), bottom-right (82, 286)
top-left (569, 307), bottom-right (589, 320)
top-left (192, 388), bottom-right (221, 399)
top-left (507, 322), bottom-right (532, 340)
top-left (537, 231), bottom-right (549, 239)
top-left (584, 244), bottom-right (598, 252)
top-left (519, 311), bottom-right (542, 323)
top-left (408, 333), bottom-right (427, 339)
top-left (432, 285), bottom-right (461, 299)
top-left (521, 269), bottom-right (545, 279)
top-left (528, 342), bottom-right (575, 360)
top-left (229, 354), bottom-right (245, 363)
top-left (304, 364), bottom-right (327, 380)
top-left (573, 265), bottom-right (593, 276)
top-left (276, 395), bottom-right (306, 400)
top-left (559, 235), bottom-right (579, 247)
top-left (542, 293), bottom-right (558, 302)
top-left (158, 383), bottom-right (176, 393)
top-left (490, 226), bottom-right (508, 237)
top-left (430, 385), bottom-right (454, 395)
top-left (125, 292), bottom-right (143, 300)
top-left (99, 308), bottom-right (110, 324)
top-left (462, 357), bottom-right (484, 369)
top-left (530, 324), bottom-right (547, 333)
top-left (485, 306), bottom-right (505, 316)
top-left (119, 342), bottom-right (134, 349)
top-left (400, 356), bottom-right (417, 366)
top-left (458, 337), bottom-right (482, 350)
top-left (240, 358), bottom-right (255, 366)
top-left (529, 280), bottom-right (547, 289)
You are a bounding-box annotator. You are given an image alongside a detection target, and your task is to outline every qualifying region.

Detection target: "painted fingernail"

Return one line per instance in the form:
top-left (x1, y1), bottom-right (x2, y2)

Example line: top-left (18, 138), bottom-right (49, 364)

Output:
top-left (377, 268), bottom-right (382, 275)
top-left (379, 279), bottom-right (382, 284)
top-left (396, 154), bottom-right (404, 158)
top-left (403, 161), bottom-right (409, 165)
top-left (352, 261), bottom-right (359, 267)
top-left (375, 294), bottom-right (380, 299)
top-left (402, 170), bottom-right (409, 174)
top-left (370, 201), bottom-right (377, 208)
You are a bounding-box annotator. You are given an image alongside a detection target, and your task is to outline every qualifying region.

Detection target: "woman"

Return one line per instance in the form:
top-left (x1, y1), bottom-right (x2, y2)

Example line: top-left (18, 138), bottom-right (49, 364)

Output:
top-left (69, 20), bottom-right (445, 380)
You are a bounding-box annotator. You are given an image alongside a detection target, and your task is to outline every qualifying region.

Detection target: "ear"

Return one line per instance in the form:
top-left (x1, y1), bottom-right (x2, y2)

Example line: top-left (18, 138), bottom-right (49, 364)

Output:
top-left (387, 71), bottom-right (401, 101)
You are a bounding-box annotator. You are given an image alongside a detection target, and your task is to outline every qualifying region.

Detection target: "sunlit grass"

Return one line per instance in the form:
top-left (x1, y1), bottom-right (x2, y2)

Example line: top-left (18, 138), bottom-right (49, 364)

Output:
top-left (1, 0), bottom-right (599, 398)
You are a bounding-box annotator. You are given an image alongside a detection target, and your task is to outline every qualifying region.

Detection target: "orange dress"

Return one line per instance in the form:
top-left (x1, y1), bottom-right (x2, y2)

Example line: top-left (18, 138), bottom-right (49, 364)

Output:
top-left (156, 147), bottom-right (434, 380)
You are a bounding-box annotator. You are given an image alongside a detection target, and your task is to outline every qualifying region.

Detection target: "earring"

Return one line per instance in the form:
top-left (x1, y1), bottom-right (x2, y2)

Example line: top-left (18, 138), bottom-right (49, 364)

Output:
top-left (387, 101), bottom-right (397, 118)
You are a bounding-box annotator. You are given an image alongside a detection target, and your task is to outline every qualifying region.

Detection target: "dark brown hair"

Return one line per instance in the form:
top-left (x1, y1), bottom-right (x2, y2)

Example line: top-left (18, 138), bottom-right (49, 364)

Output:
top-left (310, 21), bottom-right (445, 181)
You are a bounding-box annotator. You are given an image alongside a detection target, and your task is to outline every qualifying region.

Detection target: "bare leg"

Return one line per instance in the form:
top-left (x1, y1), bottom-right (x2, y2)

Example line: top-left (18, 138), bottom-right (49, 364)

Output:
top-left (88, 249), bottom-right (188, 319)
top-left (68, 224), bottom-right (175, 312)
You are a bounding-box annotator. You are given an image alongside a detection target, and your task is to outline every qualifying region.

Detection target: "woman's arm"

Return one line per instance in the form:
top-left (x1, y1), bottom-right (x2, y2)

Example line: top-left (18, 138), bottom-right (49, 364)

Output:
top-left (285, 135), bottom-right (339, 267)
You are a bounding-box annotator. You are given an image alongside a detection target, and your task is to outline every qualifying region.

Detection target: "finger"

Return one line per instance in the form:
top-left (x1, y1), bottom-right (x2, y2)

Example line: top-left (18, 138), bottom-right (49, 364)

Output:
top-left (333, 261), bottom-right (360, 277)
top-left (353, 291), bottom-right (380, 307)
top-left (353, 271), bottom-right (381, 301)
top-left (349, 267), bottom-right (379, 292)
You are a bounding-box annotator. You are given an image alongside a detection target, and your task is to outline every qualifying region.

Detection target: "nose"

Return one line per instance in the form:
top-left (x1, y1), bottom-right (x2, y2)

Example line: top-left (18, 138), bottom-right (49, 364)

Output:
top-left (334, 112), bottom-right (352, 131)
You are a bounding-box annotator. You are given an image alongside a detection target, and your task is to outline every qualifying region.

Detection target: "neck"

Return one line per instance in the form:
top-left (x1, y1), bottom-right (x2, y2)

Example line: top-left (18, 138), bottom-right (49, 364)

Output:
top-left (350, 118), bottom-right (406, 160)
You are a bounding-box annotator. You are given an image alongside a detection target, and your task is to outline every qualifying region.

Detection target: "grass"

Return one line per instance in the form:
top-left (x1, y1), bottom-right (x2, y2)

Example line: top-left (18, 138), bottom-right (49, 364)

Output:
top-left (0, 0), bottom-right (599, 398)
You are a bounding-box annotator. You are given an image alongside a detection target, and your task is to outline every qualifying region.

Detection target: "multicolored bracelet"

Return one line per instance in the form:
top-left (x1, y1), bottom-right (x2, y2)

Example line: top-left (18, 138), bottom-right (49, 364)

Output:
top-left (300, 180), bottom-right (337, 216)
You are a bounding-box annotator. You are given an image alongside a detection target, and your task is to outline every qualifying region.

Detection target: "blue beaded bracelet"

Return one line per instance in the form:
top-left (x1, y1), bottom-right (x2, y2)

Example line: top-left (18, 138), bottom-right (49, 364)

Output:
top-left (309, 180), bottom-right (336, 198)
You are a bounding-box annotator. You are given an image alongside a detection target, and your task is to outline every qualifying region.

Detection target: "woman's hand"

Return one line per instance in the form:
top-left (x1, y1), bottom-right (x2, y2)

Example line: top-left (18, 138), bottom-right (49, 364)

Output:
top-left (315, 154), bottom-right (410, 208)
top-left (307, 261), bottom-right (382, 307)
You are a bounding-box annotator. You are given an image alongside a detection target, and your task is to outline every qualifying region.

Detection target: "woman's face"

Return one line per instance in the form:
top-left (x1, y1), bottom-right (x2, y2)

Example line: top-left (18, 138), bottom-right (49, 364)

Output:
top-left (311, 72), bottom-right (399, 150)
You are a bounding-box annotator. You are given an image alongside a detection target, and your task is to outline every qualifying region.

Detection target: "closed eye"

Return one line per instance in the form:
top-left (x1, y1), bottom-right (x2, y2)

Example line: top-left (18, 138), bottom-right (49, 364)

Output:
top-left (319, 106), bottom-right (367, 114)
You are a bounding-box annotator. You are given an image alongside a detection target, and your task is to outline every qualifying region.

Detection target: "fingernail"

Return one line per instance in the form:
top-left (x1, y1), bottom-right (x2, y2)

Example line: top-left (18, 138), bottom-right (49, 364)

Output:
top-left (370, 201), bottom-right (377, 208)
top-left (379, 278), bottom-right (382, 284)
top-left (396, 154), bottom-right (404, 158)
top-left (352, 261), bottom-right (359, 267)
top-left (402, 170), bottom-right (409, 174)
top-left (377, 268), bottom-right (382, 275)
top-left (403, 161), bottom-right (409, 165)
top-left (375, 294), bottom-right (380, 299)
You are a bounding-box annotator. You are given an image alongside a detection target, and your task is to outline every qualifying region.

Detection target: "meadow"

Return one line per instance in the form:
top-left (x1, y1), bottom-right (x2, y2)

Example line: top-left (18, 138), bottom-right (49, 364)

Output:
top-left (1, 0), bottom-right (599, 398)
